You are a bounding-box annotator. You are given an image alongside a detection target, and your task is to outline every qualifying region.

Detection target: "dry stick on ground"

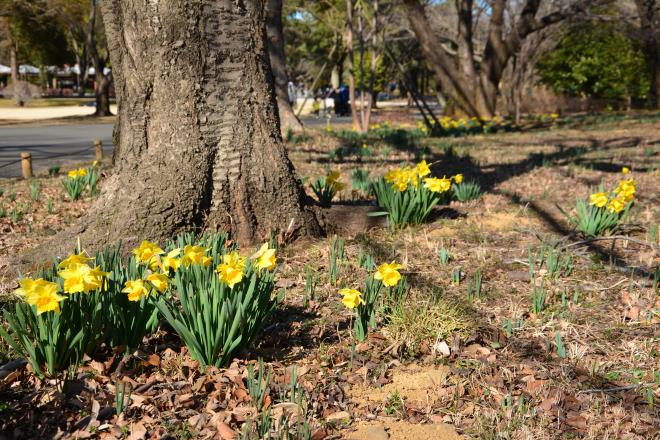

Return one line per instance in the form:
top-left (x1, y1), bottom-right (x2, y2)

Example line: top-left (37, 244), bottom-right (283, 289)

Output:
top-left (561, 235), bottom-right (660, 253)
top-left (577, 382), bottom-right (655, 395)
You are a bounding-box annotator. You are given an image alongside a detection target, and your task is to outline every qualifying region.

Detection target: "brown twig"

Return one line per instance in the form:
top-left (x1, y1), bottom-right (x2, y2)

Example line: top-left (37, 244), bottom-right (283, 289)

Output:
top-left (577, 382), bottom-right (653, 395)
top-left (561, 235), bottom-right (659, 252)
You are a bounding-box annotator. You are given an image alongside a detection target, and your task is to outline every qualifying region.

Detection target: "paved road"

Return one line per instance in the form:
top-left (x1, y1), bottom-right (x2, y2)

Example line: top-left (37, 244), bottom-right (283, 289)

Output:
top-left (0, 124), bottom-right (114, 178)
top-left (0, 116), bottom-right (353, 178)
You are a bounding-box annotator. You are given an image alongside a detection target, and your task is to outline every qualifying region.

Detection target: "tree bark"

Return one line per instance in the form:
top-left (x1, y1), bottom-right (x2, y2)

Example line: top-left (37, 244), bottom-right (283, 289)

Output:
top-left (634, 0), bottom-right (659, 108)
top-left (31, 0), bottom-right (322, 256)
top-left (266, 0), bottom-right (303, 131)
top-left (346, 0), bottom-right (363, 131)
top-left (403, 0), bottom-right (595, 118)
top-left (9, 40), bottom-right (23, 107)
top-left (86, 0), bottom-right (112, 116)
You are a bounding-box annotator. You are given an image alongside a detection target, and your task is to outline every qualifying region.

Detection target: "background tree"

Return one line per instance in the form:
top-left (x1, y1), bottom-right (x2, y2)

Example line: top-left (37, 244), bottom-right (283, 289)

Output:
top-left (266, 0), bottom-right (303, 131)
top-left (46, 0), bottom-right (321, 253)
top-left (0, 0), bottom-right (71, 105)
top-left (536, 22), bottom-right (650, 107)
top-left (402, 0), bottom-right (597, 118)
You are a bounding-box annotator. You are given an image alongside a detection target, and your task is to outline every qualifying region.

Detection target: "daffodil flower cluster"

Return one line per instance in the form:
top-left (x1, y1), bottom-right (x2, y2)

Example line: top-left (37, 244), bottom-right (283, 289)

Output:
top-left (216, 243), bottom-right (277, 288)
top-left (383, 160), bottom-right (463, 194)
top-left (312, 170), bottom-right (345, 206)
top-left (339, 260), bottom-right (405, 341)
top-left (14, 251), bottom-right (109, 314)
top-left (67, 168), bottom-right (88, 179)
top-left (588, 175), bottom-right (636, 214)
top-left (563, 168), bottom-right (637, 237)
top-left (416, 115), bottom-right (505, 135)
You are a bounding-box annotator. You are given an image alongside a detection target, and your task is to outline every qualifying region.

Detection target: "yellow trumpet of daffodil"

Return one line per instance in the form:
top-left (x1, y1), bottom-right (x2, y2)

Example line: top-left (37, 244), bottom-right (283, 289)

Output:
top-left (252, 243), bottom-right (277, 271)
top-left (607, 196), bottom-right (626, 213)
top-left (15, 278), bottom-right (66, 314)
top-left (133, 240), bottom-right (164, 264)
top-left (146, 273), bottom-right (169, 293)
top-left (415, 160), bottom-right (431, 177)
top-left (181, 245), bottom-right (208, 267)
top-left (589, 192), bottom-right (608, 208)
top-left (216, 251), bottom-right (246, 288)
top-left (374, 261), bottom-right (403, 287)
top-left (58, 263), bottom-right (108, 294)
top-left (58, 251), bottom-right (93, 269)
top-left (454, 174), bottom-right (463, 184)
top-left (161, 249), bottom-right (182, 273)
top-left (122, 279), bottom-right (149, 302)
top-left (339, 288), bottom-right (364, 309)
top-left (67, 168), bottom-right (87, 178)
top-left (621, 167), bottom-right (630, 174)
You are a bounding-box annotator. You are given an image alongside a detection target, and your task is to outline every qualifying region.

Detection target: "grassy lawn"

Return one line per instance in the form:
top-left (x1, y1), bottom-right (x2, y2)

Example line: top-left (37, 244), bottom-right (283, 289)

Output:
top-left (0, 97), bottom-right (104, 108)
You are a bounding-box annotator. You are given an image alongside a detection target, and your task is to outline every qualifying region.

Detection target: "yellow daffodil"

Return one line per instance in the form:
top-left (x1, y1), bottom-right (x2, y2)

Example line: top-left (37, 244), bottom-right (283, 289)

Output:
top-left (326, 171), bottom-right (341, 184)
top-left (58, 252), bottom-right (93, 269)
top-left (67, 168), bottom-right (87, 178)
top-left (92, 160), bottom-right (99, 167)
top-left (374, 261), bottom-right (403, 287)
top-left (28, 280), bottom-right (65, 314)
top-left (15, 278), bottom-right (66, 314)
top-left (415, 160), bottom-right (431, 177)
top-left (253, 243), bottom-right (277, 271)
top-left (181, 245), bottom-right (208, 267)
top-left (58, 264), bottom-right (108, 293)
top-left (615, 179), bottom-right (635, 202)
top-left (423, 176), bottom-right (451, 193)
top-left (32, 288), bottom-right (66, 314)
top-left (621, 167), bottom-right (630, 174)
top-left (589, 192), bottom-right (608, 208)
top-left (133, 240), bottom-right (164, 264)
top-left (607, 196), bottom-right (626, 213)
top-left (216, 251), bottom-right (246, 288)
top-left (146, 273), bottom-right (169, 293)
top-left (122, 279), bottom-right (149, 302)
top-left (454, 174), bottom-right (463, 184)
top-left (550, 113), bottom-right (559, 119)
top-left (339, 288), bottom-right (364, 309)
top-left (14, 278), bottom-right (39, 300)
top-left (161, 249), bottom-right (182, 273)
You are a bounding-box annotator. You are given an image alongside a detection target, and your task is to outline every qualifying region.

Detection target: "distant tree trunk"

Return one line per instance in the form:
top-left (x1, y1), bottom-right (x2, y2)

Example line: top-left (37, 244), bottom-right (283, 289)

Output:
top-left (266, 0), bottom-right (303, 132)
top-left (94, 71), bottom-right (112, 116)
top-left (9, 40), bottom-right (23, 107)
top-left (635, 0), bottom-right (659, 108)
top-left (403, 0), bottom-right (594, 118)
top-left (50, 0), bottom-right (321, 252)
top-left (86, 0), bottom-right (112, 116)
top-left (346, 0), bottom-right (363, 131)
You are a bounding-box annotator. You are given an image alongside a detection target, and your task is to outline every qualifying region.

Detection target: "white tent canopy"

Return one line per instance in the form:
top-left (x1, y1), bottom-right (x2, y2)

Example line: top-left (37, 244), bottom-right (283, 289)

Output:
top-left (19, 65), bottom-right (40, 75)
top-left (0, 64), bottom-right (10, 74)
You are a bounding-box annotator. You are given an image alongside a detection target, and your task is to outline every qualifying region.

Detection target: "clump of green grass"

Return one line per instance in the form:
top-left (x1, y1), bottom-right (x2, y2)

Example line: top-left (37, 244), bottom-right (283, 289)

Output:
top-left (350, 168), bottom-right (372, 194)
top-left (383, 299), bottom-right (471, 356)
top-left (453, 181), bottom-right (483, 202)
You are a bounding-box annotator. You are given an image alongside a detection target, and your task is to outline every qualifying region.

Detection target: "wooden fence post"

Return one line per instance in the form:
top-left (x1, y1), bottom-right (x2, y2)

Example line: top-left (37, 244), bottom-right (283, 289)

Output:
top-left (94, 140), bottom-right (103, 161)
top-left (20, 152), bottom-right (32, 179)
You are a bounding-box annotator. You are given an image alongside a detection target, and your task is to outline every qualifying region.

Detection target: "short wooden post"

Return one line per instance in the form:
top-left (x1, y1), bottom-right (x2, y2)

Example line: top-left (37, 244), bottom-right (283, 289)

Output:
top-left (20, 152), bottom-right (32, 179)
top-left (94, 139), bottom-right (103, 161)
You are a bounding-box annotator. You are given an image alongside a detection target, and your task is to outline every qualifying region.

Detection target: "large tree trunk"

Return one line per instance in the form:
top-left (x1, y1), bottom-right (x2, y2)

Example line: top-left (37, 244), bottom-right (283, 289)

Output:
top-left (266, 0), bottom-right (303, 132)
top-left (635, 0), bottom-right (659, 108)
top-left (38, 0), bottom-right (322, 254)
